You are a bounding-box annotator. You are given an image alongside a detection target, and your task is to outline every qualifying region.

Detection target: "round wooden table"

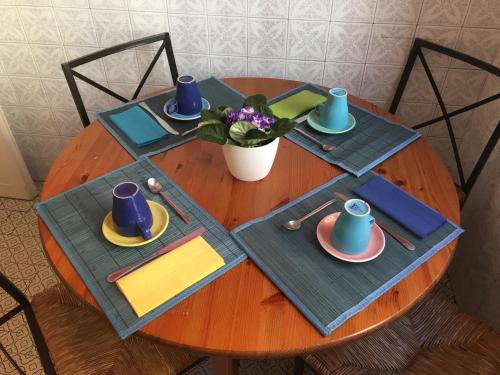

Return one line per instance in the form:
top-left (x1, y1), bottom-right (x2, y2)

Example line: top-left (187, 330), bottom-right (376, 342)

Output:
top-left (39, 78), bottom-right (460, 371)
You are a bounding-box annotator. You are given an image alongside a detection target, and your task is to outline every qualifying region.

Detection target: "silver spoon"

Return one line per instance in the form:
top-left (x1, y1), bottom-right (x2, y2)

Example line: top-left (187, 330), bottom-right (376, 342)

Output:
top-left (294, 128), bottom-right (335, 152)
top-left (283, 199), bottom-right (337, 230)
top-left (147, 177), bottom-right (191, 224)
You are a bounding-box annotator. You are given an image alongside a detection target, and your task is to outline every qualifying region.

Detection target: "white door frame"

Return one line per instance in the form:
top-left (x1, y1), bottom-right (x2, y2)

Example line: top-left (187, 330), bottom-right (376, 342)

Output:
top-left (0, 107), bottom-right (36, 200)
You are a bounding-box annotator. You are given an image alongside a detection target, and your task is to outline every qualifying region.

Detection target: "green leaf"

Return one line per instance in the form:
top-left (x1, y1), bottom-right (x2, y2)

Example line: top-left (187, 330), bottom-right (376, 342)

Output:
top-left (261, 106), bottom-right (274, 117)
top-left (242, 138), bottom-right (266, 147)
top-left (200, 109), bottom-right (224, 122)
top-left (267, 118), bottom-right (297, 139)
top-left (200, 105), bottom-right (234, 122)
top-left (228, 121), bottom-right (254, 146)
top-left (196, 120), bottom-right (228, 145)
top-left (243, 94), bottom-right (268, 113)
top-left (198, 118), bottom-right (221, 127)
top-left (219, 105), bottom-right (233, 115)
top-left (245, 128), bottom-right (269, 141)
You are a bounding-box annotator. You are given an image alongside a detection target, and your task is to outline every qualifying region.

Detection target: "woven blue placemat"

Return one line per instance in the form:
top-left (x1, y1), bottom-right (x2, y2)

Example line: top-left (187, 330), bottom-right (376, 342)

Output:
top-left (36, 158), bottom-right (246, 339)
top-left (96, 77), bottom-right (245, 160)
top-left (231, 171), bottom-right (463, 336)
top-left (269, 84), bottom-right (421, 176)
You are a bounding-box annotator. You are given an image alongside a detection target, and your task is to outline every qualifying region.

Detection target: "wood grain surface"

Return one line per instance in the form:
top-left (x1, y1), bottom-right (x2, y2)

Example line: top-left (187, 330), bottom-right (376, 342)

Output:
top-left (39, 77), bottom-right (460, 358)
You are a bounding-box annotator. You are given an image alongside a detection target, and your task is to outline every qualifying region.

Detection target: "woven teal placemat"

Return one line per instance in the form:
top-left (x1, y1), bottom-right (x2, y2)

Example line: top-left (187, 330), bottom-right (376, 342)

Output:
top-left (36, 158), bottom-right (246, 339)
top-left (96, 77), bottom-right (245, 160)
top-left (231, 171), bottom-right (462, 336)
top-left (269, 84), bottom-right (420, 176)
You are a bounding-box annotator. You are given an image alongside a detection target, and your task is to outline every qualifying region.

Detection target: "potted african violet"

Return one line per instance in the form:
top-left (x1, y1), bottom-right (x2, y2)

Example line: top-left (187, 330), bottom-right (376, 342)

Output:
top-left (196, 95), bottom-right (296, 181)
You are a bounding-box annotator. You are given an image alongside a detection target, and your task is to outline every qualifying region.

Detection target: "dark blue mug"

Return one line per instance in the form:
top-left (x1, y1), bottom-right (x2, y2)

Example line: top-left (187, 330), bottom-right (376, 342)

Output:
top-left (167, 75), bottom-right (202, 116)
top-left (112, 182), bottom-right (153, 240)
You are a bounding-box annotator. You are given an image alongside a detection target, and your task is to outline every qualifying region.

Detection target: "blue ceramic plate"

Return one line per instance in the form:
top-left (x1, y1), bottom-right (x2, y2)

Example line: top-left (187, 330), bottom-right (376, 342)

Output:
top-left (307, 110), bottom-right (356, 134)
top-left (162, 97), bottom-right (210, 121)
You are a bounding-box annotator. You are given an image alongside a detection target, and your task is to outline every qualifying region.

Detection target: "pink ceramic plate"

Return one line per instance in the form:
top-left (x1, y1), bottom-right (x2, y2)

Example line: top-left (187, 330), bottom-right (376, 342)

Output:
top-left (316, 212), bottom-right (385, 263)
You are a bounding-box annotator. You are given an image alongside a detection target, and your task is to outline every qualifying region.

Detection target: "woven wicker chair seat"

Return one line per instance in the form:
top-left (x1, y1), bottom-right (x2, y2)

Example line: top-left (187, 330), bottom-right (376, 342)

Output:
top-left (305, 292), bottom-right (500, 374)
top-left (31, 284), bottom-right (201, 375)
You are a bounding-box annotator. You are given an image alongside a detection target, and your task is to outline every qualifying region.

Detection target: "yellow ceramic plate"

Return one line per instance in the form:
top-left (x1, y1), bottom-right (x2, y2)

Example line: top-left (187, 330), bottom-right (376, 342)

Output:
top-left (102, 200), bottom-right (169, 247)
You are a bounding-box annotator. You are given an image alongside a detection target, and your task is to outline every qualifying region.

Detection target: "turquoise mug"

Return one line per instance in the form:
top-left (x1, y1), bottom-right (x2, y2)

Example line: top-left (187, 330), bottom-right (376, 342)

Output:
top-left (167, 75), bottom-right (202, 116)
top-left (315, 87), bottom-right (348, 131)
top-left (331, 199), bottom-right (375, 255)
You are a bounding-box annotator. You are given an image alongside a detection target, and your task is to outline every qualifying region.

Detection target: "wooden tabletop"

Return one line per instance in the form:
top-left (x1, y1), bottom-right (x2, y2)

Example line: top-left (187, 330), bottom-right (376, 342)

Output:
top-left (39, 77), bottom-right (460, 358)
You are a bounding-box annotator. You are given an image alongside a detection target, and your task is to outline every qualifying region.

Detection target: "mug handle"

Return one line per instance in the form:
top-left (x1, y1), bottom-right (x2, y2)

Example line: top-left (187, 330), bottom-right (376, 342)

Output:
top-left (136, 220), bottom-right (152, 240)
top-left (368, 215), bottom-right (375, 226)
top-left (166, 100), bottom-right (178, 114)
top-left (315, 104), bottom-right (324, 115)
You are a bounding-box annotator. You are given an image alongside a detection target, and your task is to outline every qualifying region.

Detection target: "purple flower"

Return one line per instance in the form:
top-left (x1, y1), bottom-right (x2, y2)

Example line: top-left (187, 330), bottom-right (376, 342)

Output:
top-left (262, 116), bottom-right (276, 126)
top-left (251, 113), bottom-right (275, 132)
top-left (226, 111), bottom-right (240, 125)
top-left (225, 106), bottom-right (276, 132)
top-left (240, 106), bottom-right (255, 115)
top-left (251, 112), bottom-right (263, 124)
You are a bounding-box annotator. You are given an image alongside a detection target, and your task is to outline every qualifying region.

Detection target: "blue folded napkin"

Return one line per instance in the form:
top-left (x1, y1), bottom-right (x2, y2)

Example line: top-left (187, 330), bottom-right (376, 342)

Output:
top-left (353, 176), bottom-right (447, 238)
top-left (109, 106), bottom-right (167, 147)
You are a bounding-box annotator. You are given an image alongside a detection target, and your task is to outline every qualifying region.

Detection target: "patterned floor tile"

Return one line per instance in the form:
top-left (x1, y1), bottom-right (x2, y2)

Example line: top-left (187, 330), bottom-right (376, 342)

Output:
top-left (1, 197), bottom-right (57, 375)
top-left (0, 209), bottom-right (10, 224)
top-left (0, 219), bottom-right (16, 236)
top-left (0, 315), bottom-right (43, 375)
top-left (0, 289), bottom-right (18, 315)
top-left (0, 198), bottom-right (34, 213)
top-left (11, 211), bottom-right (40, 238)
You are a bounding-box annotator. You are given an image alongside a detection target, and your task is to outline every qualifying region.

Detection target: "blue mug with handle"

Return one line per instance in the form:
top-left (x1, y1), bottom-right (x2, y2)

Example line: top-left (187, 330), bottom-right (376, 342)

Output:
top-left (167, 75), bottom-right (202, 116)
top-left (331, 199), bottom-right (375, 255)
top-left (112, 182), bottom-right (153, 240)
top-left (315, 87), bottom-right (348, 131)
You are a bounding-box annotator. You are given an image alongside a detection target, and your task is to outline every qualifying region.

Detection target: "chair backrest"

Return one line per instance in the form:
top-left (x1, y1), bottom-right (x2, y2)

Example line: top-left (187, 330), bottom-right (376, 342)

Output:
top-left (389, 38), bottom-right (499, 206)
top-left (0, 272), bottom-right (56, 375)
top-left (61, 32), bottom-right (178, 127)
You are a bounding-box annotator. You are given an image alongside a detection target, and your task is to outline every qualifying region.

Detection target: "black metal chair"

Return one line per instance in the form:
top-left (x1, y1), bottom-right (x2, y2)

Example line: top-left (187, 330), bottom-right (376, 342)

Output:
top-left (62, 32), bottom-right (178, 127)
top-left (389, 38), bottom-right (499, 207)
top-left (0, 272), bottom-right (56, 375)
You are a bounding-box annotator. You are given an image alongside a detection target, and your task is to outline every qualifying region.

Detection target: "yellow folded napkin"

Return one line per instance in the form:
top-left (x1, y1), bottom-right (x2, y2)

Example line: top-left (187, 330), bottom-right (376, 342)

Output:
top-left (269, 90), bottom-right (326, 119)
top-left (116, 236), bottom-right (225, 317)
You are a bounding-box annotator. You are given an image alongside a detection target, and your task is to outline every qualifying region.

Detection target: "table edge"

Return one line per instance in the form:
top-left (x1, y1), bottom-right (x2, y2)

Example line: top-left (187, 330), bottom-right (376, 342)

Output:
top-left (37, 77), bottom-right (461, 357)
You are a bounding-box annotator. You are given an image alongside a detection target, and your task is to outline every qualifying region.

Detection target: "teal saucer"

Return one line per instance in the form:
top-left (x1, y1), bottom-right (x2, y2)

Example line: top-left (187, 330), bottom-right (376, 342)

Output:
top-left (307, 110), bottom-right (356, 134)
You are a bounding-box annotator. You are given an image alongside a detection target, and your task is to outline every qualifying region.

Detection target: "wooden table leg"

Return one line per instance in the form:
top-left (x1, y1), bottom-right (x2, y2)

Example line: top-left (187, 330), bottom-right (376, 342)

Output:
top-left (211, 356), bottom-right (239, 375)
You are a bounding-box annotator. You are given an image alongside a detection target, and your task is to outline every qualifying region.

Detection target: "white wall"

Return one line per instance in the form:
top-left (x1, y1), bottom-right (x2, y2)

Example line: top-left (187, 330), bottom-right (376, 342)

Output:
top-left (449, 75), bottom-right (500, 332)
top-left (0, 0), bottom-right (498, 180)
top-left (0, 107), bottom-right (36, 199)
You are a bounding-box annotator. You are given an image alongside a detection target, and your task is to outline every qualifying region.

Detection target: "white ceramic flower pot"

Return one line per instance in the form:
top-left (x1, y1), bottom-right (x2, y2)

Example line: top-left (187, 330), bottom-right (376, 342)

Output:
top-left (222, 138), bottom-right (280, 182)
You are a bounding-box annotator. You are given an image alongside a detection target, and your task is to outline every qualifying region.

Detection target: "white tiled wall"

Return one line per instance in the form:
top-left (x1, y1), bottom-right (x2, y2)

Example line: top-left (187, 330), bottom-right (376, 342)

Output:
top-left (0, 0), bottom-right (498, 330)
top-left (0, 0), bottom-right (498, 181)
top-left (449, 71), bottom-right (500, 332)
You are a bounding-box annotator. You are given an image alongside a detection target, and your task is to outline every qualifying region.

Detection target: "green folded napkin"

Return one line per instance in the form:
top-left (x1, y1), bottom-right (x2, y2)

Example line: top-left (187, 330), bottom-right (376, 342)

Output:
top-left (270, 90), bottom-right (326, 119)
top-left (109, 106), bottom-right (168, 147)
